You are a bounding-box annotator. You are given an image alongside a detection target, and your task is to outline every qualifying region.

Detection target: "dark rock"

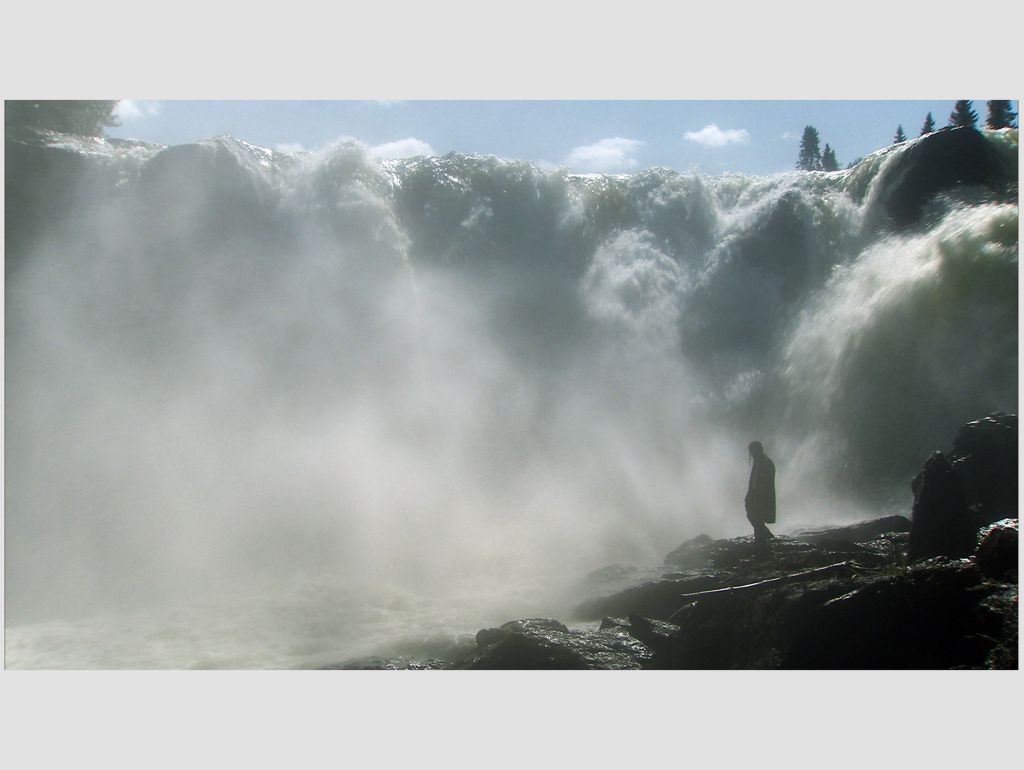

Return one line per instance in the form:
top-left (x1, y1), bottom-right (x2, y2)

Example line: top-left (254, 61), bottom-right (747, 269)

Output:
top-left (625, 615), bottom-right (680, 666)
top-left (909, 451), bottom-right (974, 560)
top-left (575, 574), bottom-right (723, 621)
top-left (625, 615), bottom-right (680, 647)
top-left (866, 127), bottom-right (1015, 230)
top-left (587, 523), bottom-right (912, 624)
top-left (460, 618), bottom-right (651, 670)
top-left (909, 413), bottom-right (1018, 561)
top-left (454, 512), bottom-right (1016, 669)
top-left (665, 569), bottom-right (866, 669)
top-left (784, 560), bottom-right (1005, 669)
top-left (664, 533), bottom-right (713, 569)
top-left (795, 515), bottom-right (911, 546)
top-left (598, 617), bottom-right (631, 632)
top-left (596, 615), bottom-right (680, 667)
top-left (476, 618), bottom-right (569, 650)
top-left (979, 586), bottom-right (1018, 669)
top-left (950, 413), bottom-right (1018, 522)
top-left (975, 519), bottom-right (1019, 581)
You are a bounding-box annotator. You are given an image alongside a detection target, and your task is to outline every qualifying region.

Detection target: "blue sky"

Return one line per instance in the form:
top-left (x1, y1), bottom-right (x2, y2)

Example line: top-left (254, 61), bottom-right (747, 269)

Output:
top-left (107, 100), bottom-right (1016, 176)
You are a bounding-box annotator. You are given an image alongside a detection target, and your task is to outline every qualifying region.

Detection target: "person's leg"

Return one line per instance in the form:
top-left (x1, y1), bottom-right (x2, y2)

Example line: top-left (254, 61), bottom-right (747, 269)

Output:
top-left (747, 512), bottom-right (760, 541)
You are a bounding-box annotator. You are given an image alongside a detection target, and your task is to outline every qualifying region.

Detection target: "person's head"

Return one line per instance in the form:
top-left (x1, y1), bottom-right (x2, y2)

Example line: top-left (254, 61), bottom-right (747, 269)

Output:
top-left (748, 441), bottom-right (764, 459)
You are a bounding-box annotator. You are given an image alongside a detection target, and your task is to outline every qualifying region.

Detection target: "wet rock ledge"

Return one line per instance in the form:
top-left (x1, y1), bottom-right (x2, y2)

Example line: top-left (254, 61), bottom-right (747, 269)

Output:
top-left (334, 414), bottom-right (1017, 670)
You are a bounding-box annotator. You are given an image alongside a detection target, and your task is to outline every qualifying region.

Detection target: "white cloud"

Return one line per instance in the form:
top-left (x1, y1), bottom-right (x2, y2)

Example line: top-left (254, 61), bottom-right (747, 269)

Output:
top-left (373, 100), bottom-right (406, 107)
top-left (275, 142), bottom-right (307, 154)
top-left (780, 131), bottom-right (798, 141)
top-left (367, 137), bottom-right (435, 159)
top-left (683, 124), bottom-right (750, 148)
top-left (565, 137), bottom-right (643, 172)
top-left (115, 100), bottom-right (162, 122)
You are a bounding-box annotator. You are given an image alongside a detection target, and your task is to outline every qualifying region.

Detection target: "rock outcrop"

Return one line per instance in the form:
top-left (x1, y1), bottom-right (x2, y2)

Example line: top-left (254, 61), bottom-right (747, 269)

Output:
top-left (866, 127), bottom-right (1017, 230)
top-left (909, 412), bottom-right (1017, 561)
top-left (335, 415), bottom-right (1017, 670)
top-left (457, 618), bottom-right (652, 670)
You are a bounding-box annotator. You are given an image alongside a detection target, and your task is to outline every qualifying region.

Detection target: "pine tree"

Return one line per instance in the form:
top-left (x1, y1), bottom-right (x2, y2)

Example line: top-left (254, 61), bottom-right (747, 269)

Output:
top-left (986, 100), bottom-right (1018, 129)
top-left (821, 144), bottom-right (839, 171)
top-left (894, 125), bottom-right (907, 143)
top-left (948, 100), bottom-right (979, 129)
top-left (5, 100), bottom-right (120, 136)
top-left (920, 112), bottom-right (936, 135)
top-left (797, 126), bottom-right (822, 171)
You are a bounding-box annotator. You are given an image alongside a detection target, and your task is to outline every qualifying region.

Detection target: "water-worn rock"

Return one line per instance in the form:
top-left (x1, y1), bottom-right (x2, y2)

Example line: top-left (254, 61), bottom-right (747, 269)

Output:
top-left (974, 519), bottom-right (1019, 581)
top-left (909, 413), bottom-right (1018, 561)
top-left (459, 618), bottom-right (652, 670)
top-left (794, 515), bottom-right (911, 546)
top-left (866, 127), bottom-right (1016, 230)
top-left (909, 452), bottom-right (974, 560)
top-left (577, 513), bottom-right (1016, 669)
top-left (585, 522), bottom-right (909, 623)
top-left (950, 413), bottom-right (1018, 521)
top-left (664, 575), bottom-right (860, 669)
top-left (476, 618), bottom-right (569, 650)
top-left (598, 615), bottom-right (680, 666)
top-left (663, 533), bottom-right (713, 569)
top-left (784, 560), bottom-right (1003, 669)
top-left (576, 574), bottom-right (723, 621)
top-left (978, 586), bottom-right (1018, 669)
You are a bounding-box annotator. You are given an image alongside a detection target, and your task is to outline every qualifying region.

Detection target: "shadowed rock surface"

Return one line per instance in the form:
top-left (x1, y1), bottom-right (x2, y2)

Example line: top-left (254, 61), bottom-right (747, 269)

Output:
top-left (867, 127), bottom-right (1017, 230)
top-left (458, 618), bottom-right (653, 670)
top-left (909, 413), bottom-right (1017, 561)
top-left (974, 519), bottom-right (1019, 582)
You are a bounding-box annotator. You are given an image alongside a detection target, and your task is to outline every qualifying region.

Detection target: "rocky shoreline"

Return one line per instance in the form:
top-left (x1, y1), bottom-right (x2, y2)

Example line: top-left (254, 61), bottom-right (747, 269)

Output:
top-left (331, 413), bottom-right (1017, 670)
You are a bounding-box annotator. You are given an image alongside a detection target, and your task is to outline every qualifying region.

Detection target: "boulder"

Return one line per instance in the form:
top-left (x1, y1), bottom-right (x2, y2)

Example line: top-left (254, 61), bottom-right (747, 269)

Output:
top-left (908, 451), bottom-right (974, 560)
top-left (950, 413), bottom-right (1018, 522)
top-left (978, 586), bottom-right (1018, 669)
top-left (664, 533), bottom-right (713, 569)
top-left (909, 413), bottom-right (1018, 561)
top-left (794, 515), bottom-right (911, 546)
top-left (461, 617), bottom-right (652, 670)
top-left (866, 127), bottom-right (1015, 230)
top-left (599, 615), bottom-right (680, 665)
top-left (974, 519), bottom-right (1019, 581)
top-left (575, 574), bottom-right (723, 621)
top-left (476, 618), bottom-right (569, 650)
top-left (447, 511), bottom-right (1017, 670)
top-left (784, 560), bottom-right (1006, 669)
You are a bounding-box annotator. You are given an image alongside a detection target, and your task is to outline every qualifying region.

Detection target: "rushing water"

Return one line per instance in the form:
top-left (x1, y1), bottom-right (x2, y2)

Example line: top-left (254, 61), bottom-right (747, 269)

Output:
top-left (5, 129), bottom-right (1018, 667)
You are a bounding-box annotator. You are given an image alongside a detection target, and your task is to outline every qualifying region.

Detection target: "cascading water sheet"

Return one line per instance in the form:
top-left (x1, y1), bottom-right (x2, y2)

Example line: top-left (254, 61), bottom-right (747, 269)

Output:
top-left (5, 128), bottom-right (1017, 667)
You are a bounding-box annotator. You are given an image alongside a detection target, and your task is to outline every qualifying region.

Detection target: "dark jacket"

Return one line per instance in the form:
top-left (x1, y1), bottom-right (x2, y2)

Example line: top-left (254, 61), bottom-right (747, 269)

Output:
top-left (745, 455), bottom-right (776, 524)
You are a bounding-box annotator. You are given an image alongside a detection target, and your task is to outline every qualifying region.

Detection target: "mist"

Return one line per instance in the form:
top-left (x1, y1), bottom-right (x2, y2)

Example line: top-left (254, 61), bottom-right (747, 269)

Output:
top-left (5, 132), bottom-right (1017, 665)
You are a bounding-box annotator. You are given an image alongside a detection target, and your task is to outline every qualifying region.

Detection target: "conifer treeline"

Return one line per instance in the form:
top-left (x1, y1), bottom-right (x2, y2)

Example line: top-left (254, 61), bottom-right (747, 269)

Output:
top-left (797, 100), bottom-right (1017, 172)
top-left (5, 101), bottom-right (120, 136)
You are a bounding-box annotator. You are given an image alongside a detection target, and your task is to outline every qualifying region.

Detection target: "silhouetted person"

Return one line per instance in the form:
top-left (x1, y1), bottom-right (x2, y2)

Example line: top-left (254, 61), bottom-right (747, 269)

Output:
top-left (745, 441), bottom-right (776, 551)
